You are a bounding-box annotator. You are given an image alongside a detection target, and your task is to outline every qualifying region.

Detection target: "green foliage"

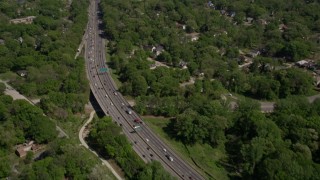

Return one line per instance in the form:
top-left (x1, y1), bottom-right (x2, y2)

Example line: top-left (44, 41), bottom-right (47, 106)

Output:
top-left (88, 116), bottom-right (175, 179)
top-left (0, 157), bottom-right (10, 178)
top-left (134, 161), bottom-right (176, 180)
top-left (29, 116), bottom-right (57, 143)
top-left (0, 82), bottom-right (5, 95)
top-left (0, 0), bottom-right (89, 114)
top-left (89, 116), bottom-right (144, 178)
top-left (21, 156), bottom-right (64, 179)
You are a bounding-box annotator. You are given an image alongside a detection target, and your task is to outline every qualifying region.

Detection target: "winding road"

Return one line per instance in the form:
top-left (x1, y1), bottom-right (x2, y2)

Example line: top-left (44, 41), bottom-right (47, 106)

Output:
top-left (79, 111), bottom-right (123, 180)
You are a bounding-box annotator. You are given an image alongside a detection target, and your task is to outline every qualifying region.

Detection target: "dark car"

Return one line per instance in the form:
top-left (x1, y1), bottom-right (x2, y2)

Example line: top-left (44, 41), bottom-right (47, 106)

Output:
top-left (134, 119), bottom-right (142, 124)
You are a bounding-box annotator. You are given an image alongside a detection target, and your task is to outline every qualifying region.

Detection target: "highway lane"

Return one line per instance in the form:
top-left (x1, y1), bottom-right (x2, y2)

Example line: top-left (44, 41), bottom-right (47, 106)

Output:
top-left (86, 0), bottom-right (164, 165)
top-left (85, 13), bottom-right (153, 164)
top-left (91, 19), bottom-right (193, 177)
top-left (84, 0), bottom-right (205, 179)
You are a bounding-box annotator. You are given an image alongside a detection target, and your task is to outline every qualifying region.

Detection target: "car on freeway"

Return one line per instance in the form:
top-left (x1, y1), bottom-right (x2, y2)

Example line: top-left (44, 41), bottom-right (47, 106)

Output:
top-left (105, 94), bottom-right (108, 98)
top-left (110, 102), bottom-right (113, 106)
top-left (146, 138), bottom-right (149, 142)
top-left (133, 125), bottom-right (140, 129)
top-left (126, 109), bottom-right (132, 115)
top-left (114, 91), bottom-right (118, 96)
top-left (166, 154), bottom-right (173, 162)
top-left (163, 148), bottom-right (167, 152)
top-left (134, 119), bottom-right (142, 124)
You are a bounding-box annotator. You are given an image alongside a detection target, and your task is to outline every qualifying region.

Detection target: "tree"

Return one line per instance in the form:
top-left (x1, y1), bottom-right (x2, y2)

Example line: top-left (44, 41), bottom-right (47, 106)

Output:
top-left (131, 75), bottom-right (148, 96)
top-left (274, 69), bottom-right (313, 97)
top-left (241, 137), bottom-right (275, 175)
top-left (0, 157), bottom-right (10, 178)
top-left (0, 83), bottom-right (5, 95)
top-left (29, 116), bottom-right (57, 143)
top-left (21, 157), bottom-right (65, 180)
top-left (135, 161), bottom-right (176, 180)
top-left (282, 40), bottom-right (311, 61)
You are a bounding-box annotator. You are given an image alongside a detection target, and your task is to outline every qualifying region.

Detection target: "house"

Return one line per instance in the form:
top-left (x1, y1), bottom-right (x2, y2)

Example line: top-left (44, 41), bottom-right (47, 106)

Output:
top-left (179, 61), bottom-right (188, 69)
top-left (175, 22), bottom-right (186, 30)
top-left (15, 141), bottom-right (44, 158)
top-left (258, 19), bottom-right (268, 25)
top-left (152, 45), bottom-right (164, 56)
top-left (239, 55), bottom-right (250, 63)
top-left (247, 50), bottom-right (261, 58)
top-left (279, 24), bottom-right (288, 32)
top-left (15, 141), bottom-right (34, 158)
top-left (17, 70), bottom-right (28, 77)
top-left (246, 17), bottom-right (254, 24)
top-left (296, 60), bottom-right (308, 67)
top-left (220, 10), bottom-right (226, 15)
top-left (10, 16), bottom-right (36, 24)
top-left (207, 1), bottom-right (215, 9)
top-left (186, 32), bottom-right (200, 42)
top-left (228, 11), bottom-right (236, 18)
top-left (296, 59), bottom-right (316, 69)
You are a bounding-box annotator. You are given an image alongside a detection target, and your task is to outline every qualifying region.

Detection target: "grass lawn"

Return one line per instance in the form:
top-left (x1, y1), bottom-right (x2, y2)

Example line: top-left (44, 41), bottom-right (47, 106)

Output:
top-left (143, 116), bottom-right (229, 180)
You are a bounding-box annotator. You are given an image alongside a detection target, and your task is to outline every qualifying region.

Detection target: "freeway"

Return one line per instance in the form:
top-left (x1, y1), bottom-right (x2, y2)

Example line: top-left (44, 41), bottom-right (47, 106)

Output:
top-left (83, 0), bottom-right (205, 179)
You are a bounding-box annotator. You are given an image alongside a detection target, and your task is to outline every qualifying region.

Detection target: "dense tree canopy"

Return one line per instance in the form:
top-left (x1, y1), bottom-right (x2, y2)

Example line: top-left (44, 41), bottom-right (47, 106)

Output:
top-left (88, 116), bottom-right (175, 179)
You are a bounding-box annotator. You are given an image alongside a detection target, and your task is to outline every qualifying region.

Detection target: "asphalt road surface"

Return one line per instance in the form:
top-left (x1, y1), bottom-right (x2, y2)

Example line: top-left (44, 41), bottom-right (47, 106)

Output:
top-left (83, 0), bottom-right (205, 179)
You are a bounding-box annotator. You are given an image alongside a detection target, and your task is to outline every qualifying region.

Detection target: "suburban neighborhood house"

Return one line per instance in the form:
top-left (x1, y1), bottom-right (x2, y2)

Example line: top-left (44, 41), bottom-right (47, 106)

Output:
top-left (10, 16), bottom-right (36, 24)
top-left (17, 70), bottom-right (28, 77)
top-left (186, 32), bottom-right (200, 42)
top-left (15, 141), bottom-right (45, 158)
top-left (151, 45), bottom-right (164, 56)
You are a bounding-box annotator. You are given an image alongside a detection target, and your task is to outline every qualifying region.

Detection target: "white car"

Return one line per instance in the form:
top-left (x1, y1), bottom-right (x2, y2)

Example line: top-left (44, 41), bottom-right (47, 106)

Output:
top-left (110, 102), bottom-right (113, 106)
top-left (105, 94), bottom-right (108, 98)
top-left (114, 92), bottom-right (118, 96)
top-left (169, 156), bottom-right (173, 162)
top-left (146, 138), bottom-right (149, 142)
top-left (166, 154), bottom-right (173, 161)
top-left (163, 148), bottom-right (167, 152)
top-left (126, 109), bottom-right (132, 115)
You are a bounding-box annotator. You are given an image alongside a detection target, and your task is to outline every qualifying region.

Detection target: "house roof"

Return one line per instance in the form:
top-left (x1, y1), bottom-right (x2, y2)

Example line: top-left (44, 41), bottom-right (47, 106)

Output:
top-left (296, 60), bottom-right (308, 65)
top-left (155, 45), bottom-right (164, 52)
top-left (17, 70), bottom-right (28, 75)
top-left (16, 148), bottom-right (27, 157)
